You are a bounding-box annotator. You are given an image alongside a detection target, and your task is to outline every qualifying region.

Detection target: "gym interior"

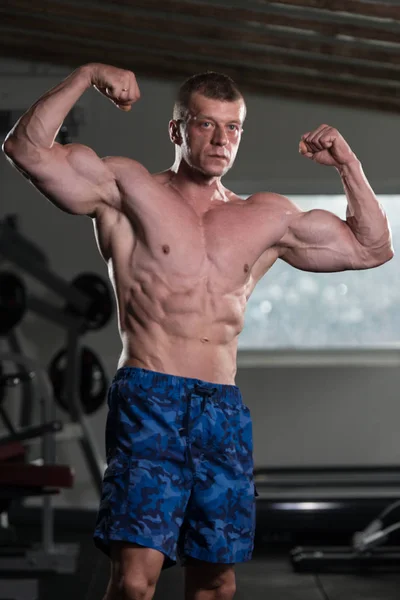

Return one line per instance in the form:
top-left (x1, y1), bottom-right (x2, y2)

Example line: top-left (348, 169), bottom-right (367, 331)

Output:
top-left (1, 2), bottom-right (400, 599)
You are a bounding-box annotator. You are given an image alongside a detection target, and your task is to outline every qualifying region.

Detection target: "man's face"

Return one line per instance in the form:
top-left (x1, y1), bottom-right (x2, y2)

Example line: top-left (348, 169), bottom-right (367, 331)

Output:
top-left (176, 92), bottom-right (245, 178)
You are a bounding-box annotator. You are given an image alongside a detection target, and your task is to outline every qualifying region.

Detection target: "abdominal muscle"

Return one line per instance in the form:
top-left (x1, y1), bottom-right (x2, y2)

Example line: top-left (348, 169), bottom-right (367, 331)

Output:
top-left (114, 253), bottom-right (247, 385)
top-left (120, 327), bottom-right (240, 385)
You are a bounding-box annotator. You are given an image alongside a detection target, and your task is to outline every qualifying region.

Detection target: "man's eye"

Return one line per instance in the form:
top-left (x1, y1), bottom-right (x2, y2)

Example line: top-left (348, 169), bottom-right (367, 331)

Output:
top-left (228, 124), bottom-right (238, 131)
top-left (201, 122), bottom-right (211, 128)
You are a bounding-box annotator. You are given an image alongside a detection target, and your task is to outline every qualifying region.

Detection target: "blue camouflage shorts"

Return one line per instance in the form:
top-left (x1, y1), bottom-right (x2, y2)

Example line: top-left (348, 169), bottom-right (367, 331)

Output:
top-left (93, 367), bottom-right (256, 568)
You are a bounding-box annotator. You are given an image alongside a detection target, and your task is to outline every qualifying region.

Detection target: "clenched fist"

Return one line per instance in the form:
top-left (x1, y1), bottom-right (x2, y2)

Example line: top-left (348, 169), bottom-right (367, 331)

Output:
top-left (299, 124), bottom-right (357, 168)
top-left (89, 63), bottom-right (140, 111)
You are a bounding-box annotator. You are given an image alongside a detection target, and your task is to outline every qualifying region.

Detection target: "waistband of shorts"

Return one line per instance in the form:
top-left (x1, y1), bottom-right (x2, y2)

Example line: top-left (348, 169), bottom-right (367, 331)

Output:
top-left (113, 366), bottom-right (241, 403)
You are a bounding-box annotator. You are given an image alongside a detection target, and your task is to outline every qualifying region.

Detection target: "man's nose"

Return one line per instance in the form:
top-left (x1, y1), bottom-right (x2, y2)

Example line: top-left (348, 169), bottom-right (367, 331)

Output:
top-left (212, 126), bottom-right (228, 145)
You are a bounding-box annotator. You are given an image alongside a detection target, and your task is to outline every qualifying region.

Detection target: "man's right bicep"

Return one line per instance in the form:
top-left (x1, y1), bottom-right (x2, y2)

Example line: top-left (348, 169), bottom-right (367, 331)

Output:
top-left (4, 141), bottom-right (120, 216)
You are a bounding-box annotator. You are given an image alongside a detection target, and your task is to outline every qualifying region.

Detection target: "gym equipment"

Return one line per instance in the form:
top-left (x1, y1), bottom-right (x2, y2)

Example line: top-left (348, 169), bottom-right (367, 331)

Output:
top-left (291, 546), bottom-right (400, 573)
top-left (0, 215), bottom-right (109, 496)
top-left (7, 330), bottom-right (37, 433)
top-left (0, 271), bottom-right (26, 335)
top-left (289, 499), bottom-right (400, 573)
top-left (0, 217), bottom-right (96, 323)
top-left (0, 368), bottom-right (63, 447)
top-left (254, 466), bottom-right (400, 574)
top-left (254, 465), bottom-right (400, 489)
top-left (0, 353), bottom-right (79, 600)
top-left (49, 346), bottom-right (108, 415)
top-left (66, 272), bottom-right (113, 331)
top-left (0, 461), bottom-right (74, 488)
top-left (0, 353), bottom-right (73, 551)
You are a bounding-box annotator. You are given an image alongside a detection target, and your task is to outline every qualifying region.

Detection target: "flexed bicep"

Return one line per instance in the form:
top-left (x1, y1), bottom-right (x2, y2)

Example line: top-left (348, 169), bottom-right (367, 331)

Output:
top-left (5, 141), bottom-right (120, 216)
top-left (2, 62), bottom-right (140, 216)
top-left (278, 209), bottom-right (378, 272)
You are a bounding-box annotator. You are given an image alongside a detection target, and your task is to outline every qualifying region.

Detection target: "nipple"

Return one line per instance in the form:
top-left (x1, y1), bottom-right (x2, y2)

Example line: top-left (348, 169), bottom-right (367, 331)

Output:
top-left (200, 337), bottom-right (209, 343)
top-left (162, 244), bottom-right (170, 254)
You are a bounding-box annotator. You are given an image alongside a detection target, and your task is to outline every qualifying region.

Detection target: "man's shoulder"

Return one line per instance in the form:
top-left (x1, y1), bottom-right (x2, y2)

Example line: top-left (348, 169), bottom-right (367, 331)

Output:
top-left (248, 191), bottom-right (295, 210)
top-left (246, 191), bottom-right (293, 212)
top-left (102, 156), bottom-right (151, 181)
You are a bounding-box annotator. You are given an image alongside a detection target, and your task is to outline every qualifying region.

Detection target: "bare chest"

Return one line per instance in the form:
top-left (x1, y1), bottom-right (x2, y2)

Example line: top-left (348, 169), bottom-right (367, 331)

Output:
top-left (128, 194), bottom-right (283, 280)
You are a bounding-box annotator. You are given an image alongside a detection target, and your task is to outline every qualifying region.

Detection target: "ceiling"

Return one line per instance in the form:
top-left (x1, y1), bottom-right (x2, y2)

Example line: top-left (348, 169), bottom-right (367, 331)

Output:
top-left (2, 0), bottom-right (400, 113)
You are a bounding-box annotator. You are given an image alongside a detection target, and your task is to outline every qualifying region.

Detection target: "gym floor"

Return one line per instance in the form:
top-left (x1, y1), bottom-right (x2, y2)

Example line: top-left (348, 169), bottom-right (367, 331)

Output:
top-left (13, 510), bottom-right (400, 600)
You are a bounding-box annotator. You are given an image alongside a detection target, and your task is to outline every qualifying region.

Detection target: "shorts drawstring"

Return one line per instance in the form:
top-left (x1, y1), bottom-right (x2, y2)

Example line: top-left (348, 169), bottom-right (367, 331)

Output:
top-left (184, 384), bottom-right (218, 470)
top-left (194, 384), bottom-right (218, 416)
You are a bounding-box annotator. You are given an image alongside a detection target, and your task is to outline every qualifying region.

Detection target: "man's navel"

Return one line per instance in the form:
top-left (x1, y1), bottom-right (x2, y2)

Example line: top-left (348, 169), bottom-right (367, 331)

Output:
top-left (162, 244), bottom-right (170, 254)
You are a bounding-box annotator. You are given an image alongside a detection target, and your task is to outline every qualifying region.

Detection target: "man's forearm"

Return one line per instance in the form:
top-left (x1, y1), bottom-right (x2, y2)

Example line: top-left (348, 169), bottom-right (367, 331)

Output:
top-left (3, 64), bottom-right (92, 154)
top-left (338, 160), bottom-right (393, 254)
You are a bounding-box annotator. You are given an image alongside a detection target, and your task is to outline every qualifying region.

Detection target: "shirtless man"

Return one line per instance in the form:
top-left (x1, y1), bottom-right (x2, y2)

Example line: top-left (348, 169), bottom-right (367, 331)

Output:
top-left (3, 63), bottom-right (393, 600)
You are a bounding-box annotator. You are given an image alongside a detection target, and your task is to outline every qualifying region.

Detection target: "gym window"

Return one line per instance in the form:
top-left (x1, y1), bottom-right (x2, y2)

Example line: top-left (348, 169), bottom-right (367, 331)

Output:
top-left (240, 195), bottom-right (398, 350)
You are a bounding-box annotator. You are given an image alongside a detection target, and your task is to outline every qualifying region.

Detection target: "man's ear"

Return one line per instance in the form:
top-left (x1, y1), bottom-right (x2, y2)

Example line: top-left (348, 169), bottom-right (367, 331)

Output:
top-left (169, 119), bottom-right (182, 145)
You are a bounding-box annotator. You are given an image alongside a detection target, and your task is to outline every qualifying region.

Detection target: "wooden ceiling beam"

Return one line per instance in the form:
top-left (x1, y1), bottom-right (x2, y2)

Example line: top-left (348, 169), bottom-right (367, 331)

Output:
top-left (3, 12), bottom-right (400, 87)
top-left (110, 0), bottom-right (400, 45)
top-left (4, 0), bottom-right (400, 52)
top-left (1, 33), bottom-right (400, 114)
top-left (2, 22), bottom-right (400, 99)
top-left (2, 5), bottom-right (400, 72)
top-left (105, 0), bottom-right (400, 26)
top-left (264, 0), bottom-right (400, 20)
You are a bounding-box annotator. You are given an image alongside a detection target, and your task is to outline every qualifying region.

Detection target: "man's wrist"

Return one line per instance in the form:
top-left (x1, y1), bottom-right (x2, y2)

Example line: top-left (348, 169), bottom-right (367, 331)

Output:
top-left (75, 63), bottom-right (97, 89)
top-left (336, 157), bottom-right (362, 177)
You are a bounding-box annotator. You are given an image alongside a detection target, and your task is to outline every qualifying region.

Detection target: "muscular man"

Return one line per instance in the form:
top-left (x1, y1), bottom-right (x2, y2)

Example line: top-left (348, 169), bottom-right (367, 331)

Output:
top-left (3, 63), bottom-right (393, 600)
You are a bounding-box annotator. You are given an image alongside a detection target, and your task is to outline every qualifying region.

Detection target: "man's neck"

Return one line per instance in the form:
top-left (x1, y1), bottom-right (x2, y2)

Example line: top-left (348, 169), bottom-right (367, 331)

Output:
top-left (168, 162), bottom-right (230, 207)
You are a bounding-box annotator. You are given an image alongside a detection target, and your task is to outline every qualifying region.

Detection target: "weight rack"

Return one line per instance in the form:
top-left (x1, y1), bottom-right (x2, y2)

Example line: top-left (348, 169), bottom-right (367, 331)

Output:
top-left (0, 215), bottom-right (105, 495)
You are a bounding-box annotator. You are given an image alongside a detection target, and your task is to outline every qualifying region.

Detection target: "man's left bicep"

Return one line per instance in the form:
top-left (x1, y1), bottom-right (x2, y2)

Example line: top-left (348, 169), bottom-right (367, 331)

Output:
top-left (278, 209), bottom-right (372, 272)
